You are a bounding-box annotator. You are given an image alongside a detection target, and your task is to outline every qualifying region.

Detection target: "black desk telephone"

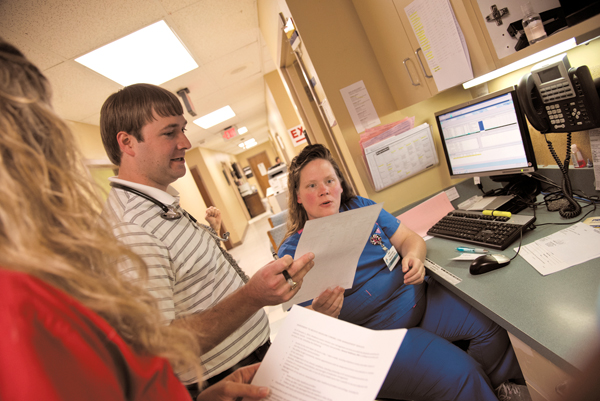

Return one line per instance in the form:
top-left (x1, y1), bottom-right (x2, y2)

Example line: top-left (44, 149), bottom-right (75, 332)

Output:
top-left (517, 53), bottom-right (600, 134)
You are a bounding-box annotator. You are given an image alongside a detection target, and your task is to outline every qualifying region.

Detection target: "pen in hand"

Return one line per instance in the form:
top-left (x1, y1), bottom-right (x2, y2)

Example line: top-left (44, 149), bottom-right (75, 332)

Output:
top-left (457, 247), bottom-right (488, 253)
top-left (282, 269), bottom-right (297, 289)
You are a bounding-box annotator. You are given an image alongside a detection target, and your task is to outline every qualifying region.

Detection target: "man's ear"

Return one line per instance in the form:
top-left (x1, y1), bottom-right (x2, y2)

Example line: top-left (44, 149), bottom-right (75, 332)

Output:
top-left (116, 131), bottom-right (136, 157)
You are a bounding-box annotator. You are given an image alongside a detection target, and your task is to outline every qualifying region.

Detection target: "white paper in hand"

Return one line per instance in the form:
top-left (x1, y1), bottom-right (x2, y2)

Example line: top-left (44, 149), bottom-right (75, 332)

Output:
top-left (244, 306), bottom-right (405, 401)
top-left (283, 203), bottom-right (383, 310)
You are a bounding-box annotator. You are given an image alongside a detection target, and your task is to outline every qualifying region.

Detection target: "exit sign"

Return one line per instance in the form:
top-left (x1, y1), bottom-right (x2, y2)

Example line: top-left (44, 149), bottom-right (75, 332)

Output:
top-left (222, 126), bottom-right (238, 140)
top-left (288, 124), bottom-right (307, 147)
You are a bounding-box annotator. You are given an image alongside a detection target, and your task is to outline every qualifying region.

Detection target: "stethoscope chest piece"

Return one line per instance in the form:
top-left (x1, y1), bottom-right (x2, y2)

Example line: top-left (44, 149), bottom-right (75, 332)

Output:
top-left (161, 207), bottom-right (182, 220)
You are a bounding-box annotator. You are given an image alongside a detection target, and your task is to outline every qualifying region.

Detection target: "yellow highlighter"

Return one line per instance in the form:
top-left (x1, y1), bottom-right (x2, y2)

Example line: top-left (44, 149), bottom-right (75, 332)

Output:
top-left (483, 210), bottom-right (512, 217)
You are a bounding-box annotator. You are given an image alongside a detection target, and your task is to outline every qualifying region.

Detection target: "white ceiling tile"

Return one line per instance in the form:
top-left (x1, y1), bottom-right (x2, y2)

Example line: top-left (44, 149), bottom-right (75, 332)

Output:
top-left (43, 60), bottom-right (123, 122)
top-left (169, 0), bottom-right (259, 64)
top-left (0, 0), bottom-right (166, 59)
top-left (202, 43), bottom-right (262, 88)
top-left (0, 29), bottom-right (65, 71)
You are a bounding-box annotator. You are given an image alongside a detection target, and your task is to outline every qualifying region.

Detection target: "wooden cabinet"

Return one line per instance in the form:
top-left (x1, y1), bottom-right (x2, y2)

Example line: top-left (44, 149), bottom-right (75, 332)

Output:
top-left (353, 0), bottom-right (494, 110)
top-left (243, 192), bottom-right (266, 218)
top-left (353, 0), bottom-right (434, 110)
top-left (508, 332), bottom-right (573, 401)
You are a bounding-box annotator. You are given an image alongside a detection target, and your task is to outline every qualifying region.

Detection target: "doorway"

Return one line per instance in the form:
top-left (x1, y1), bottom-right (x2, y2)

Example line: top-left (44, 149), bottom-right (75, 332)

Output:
top-left (247, 151), bottom-right (272, 196)
top-left (190, 166), bottom-right (232, 250)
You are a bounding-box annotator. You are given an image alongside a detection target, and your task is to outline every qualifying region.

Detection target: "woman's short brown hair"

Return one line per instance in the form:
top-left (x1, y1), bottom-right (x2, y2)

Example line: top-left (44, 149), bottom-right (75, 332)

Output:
top-left (100, 83), bottom-right (183, 165)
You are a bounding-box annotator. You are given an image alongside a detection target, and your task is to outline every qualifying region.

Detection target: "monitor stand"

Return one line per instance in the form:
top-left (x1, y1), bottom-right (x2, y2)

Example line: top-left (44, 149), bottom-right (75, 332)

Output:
top-left (484, 174), bottom-right (541, 214)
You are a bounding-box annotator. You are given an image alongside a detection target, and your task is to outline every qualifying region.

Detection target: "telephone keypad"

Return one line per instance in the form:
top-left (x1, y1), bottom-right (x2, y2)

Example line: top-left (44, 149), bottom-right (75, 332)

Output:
top-left (540, 82), bottom-right (575, 103)
top-left (546, 100), bottom-right (592, 128)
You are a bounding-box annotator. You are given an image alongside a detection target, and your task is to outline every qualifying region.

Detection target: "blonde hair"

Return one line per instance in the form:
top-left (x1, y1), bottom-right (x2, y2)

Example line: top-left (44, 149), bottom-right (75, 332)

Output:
top-left (0, 40), bottom-right (201, 375)
top-left (285, 144), bottom-right (356, 240)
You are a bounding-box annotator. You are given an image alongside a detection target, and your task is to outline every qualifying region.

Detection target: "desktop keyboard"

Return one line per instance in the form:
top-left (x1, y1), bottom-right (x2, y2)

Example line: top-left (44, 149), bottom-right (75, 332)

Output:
top-left (427, 211), bottom-right (536, 250)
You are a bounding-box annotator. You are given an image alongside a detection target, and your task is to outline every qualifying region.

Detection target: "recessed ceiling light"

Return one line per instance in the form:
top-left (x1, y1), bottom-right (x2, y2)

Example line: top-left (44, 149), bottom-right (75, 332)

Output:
top-left (75, 21), bottom-right (198, 86)
top-left (238, 138), bottom-right (257, 150)
top-left (193, 106), bottom-right (236, 129)
top-left (238, 126), bottom-right (248, 135)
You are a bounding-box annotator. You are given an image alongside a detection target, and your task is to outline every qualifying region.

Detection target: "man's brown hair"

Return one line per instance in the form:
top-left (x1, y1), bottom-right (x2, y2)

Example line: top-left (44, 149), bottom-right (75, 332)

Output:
top-left (100, 83), bottom-right (183, 165)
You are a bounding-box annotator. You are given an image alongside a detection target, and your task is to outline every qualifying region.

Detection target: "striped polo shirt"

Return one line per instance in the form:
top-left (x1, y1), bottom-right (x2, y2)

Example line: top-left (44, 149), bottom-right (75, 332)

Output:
top-left (104, 178), bottom-right (270, 384)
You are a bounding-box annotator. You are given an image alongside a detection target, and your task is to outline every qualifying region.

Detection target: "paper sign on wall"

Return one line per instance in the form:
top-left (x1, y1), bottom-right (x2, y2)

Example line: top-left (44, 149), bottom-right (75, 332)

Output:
top-left (340, 80), bottom-right (381, 133)
top-left (288, 124), bottom-right (307, 147)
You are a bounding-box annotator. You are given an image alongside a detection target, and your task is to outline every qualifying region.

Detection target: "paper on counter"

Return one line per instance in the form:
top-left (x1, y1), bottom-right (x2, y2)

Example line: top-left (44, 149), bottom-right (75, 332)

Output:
top-left (452, 253), bottom-right (483, 261)
top-left (284, 203), bottom-right (383, 310)
top-left (245, 306), bottom-right (406, 401)
top-left (517, 222), bottom-right (600, 275)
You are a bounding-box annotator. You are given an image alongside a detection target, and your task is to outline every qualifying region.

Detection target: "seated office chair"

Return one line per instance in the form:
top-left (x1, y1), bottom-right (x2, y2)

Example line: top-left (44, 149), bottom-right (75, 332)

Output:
top-left (268, 209), bottom-right (288, 228)
top-left (267, 223), bottom-right (287, 258)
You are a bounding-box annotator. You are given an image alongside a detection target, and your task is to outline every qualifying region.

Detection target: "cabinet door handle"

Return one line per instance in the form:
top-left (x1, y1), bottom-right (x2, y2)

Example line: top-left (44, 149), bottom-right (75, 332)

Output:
top-left (415, 48), bottom-right (433, 78)
top-left (403, 58), bottom-right (421, 86)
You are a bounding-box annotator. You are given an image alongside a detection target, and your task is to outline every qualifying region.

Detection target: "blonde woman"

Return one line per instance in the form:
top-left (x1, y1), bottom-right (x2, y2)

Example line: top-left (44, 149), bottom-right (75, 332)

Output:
top-left (0, 40), bottom-right (268, 401)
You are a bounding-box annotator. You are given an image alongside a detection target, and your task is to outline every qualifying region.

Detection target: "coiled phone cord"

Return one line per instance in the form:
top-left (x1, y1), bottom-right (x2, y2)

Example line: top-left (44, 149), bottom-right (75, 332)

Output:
top-left (543, 133), bottom-right (582, 218)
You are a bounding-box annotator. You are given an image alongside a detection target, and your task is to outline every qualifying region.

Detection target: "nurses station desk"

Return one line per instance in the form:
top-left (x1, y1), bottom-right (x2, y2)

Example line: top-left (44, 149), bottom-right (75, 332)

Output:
top-left (392, 168), bottom-right (599, 401)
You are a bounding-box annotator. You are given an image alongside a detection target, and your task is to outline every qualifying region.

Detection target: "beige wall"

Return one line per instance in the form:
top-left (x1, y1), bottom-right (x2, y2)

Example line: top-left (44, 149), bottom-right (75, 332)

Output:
top-left (264, 70), bottom-right (306, 163)
top-left (185, 147), bottom-right (249, 244)
top-left (69, 120), bottom-right (111, 161)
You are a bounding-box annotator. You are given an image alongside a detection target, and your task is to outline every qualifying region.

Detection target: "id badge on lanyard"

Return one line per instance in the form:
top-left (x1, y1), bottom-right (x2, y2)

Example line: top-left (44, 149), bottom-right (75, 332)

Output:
top-left (370, 231), bottom-right (399, 271)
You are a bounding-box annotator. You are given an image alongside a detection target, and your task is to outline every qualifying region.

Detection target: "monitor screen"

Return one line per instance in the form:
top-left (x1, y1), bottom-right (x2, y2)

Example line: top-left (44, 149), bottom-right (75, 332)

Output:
top-left (434, 86), bottom-right (537, 180)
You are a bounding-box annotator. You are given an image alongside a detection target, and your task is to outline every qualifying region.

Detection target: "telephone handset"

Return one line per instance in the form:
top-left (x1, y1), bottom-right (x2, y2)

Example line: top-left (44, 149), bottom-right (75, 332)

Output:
top-left (517, 53), bottom-right (600, 134)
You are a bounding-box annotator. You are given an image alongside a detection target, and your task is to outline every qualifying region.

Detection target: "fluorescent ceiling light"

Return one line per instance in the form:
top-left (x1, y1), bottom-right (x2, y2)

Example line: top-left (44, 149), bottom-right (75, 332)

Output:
top-left (193, 106), bottom-right (236, 129)
top-left (238, 126), bottom-right (248, 135)
top-left (462, 38), bottom-right (577, 89)
top-left (239, 138), bottom-right (257, 150)
top-left (75, 21), bottom-right (198, 86)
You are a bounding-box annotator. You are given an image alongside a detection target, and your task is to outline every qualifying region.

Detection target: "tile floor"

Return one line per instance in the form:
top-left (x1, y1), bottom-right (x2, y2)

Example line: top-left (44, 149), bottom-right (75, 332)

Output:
top-left (227, 210), bottom-right (289, 339)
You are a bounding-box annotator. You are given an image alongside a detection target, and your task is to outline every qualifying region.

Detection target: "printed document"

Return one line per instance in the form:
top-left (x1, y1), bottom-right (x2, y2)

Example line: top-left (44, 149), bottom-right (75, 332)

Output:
top-left (245, 306), bottom-right (406, 401)
top-left (285, 203), bottom-right (383, 310)
top-left (516, 222), bottom-right (600, 275)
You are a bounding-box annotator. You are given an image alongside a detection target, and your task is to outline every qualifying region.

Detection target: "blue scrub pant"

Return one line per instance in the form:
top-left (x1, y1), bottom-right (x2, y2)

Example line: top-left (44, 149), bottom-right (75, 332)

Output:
top-left (340, 275), bottom-right (522, 401)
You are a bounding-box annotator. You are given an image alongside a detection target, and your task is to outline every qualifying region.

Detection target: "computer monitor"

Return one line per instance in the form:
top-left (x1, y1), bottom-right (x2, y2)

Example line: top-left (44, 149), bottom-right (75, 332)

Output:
top-left (434, 86), bottom-right (537, 183)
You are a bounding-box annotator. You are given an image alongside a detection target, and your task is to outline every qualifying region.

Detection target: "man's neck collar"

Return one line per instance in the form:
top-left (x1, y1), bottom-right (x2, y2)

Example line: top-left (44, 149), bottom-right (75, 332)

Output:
top-left (109, 177), bottom-right (180, 205)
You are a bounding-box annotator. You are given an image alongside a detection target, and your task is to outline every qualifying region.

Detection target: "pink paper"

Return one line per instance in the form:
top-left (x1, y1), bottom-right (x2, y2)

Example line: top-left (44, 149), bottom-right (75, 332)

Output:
top-left (396, 192), bottom-right (455, 237)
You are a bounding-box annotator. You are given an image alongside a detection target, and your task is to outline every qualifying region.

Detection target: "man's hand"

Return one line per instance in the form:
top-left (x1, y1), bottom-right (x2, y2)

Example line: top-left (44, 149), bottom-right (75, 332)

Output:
top-left (309, 286), bottom-right (344, 318)
top-left (196, 363), bottom-right (268, 401)
top-left (241, 253), bottom-right (315, 309)
top-left (205, 207), bottom-right (222, 232)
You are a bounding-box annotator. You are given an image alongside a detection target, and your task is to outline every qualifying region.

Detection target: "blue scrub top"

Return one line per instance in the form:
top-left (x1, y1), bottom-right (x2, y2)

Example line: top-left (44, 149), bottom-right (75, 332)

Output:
top-left (279, 196), bottom-right (421, 307)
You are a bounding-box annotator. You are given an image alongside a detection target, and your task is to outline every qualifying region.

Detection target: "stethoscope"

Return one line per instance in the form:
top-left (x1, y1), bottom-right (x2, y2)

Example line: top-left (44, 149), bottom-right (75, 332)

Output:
top-left (110, 182), bottom-right (230, 242)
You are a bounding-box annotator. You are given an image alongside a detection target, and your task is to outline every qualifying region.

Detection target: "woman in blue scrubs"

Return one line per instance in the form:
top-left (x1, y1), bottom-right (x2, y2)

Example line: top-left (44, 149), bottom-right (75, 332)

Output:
top-left (278, 144), bottom-right (528, 401)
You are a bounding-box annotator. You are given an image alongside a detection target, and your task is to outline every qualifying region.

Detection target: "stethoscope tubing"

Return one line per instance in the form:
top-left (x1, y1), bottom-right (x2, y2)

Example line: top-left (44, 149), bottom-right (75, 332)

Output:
top-left (110, 182), bottom-right (230, 242)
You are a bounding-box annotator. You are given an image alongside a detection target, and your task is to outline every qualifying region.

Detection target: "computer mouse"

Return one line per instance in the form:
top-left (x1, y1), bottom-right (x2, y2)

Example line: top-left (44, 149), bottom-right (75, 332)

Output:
top-left (469, 254), bottom-right (511, 275)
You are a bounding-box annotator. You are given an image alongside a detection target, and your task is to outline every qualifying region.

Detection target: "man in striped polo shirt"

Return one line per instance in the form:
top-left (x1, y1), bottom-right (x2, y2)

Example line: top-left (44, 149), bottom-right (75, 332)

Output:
top-left (99, 83), bottom-right (315, 396)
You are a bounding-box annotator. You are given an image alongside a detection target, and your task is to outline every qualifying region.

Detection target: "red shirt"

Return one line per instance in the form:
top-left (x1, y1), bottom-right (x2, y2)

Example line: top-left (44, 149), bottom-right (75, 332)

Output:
top-left (0, 268), bottom-right (191, 401)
